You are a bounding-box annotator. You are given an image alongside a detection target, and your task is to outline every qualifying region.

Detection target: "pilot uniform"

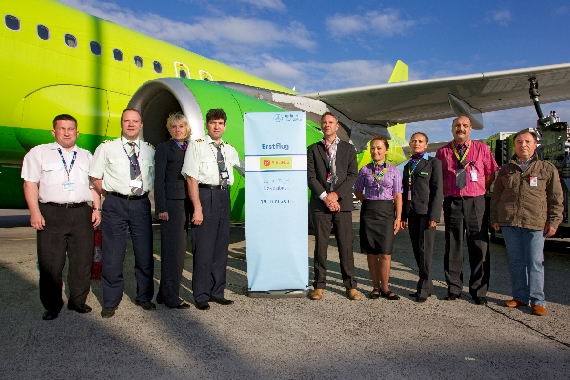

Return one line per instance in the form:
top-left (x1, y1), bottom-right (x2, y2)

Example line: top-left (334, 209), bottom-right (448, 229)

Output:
top-left (181, 135), bottom-right (239, 304)
top-left (89, 137), bottom-right (155, 309)
top-left (21, 142), bottom-right (96, 314)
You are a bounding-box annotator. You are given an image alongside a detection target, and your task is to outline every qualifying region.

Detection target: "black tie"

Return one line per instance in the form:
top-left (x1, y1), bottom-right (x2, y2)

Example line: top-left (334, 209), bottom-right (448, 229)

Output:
top-left (215, 143), bottom-right (227, 189)
top-left (456, 144), bottom-right (467, 190)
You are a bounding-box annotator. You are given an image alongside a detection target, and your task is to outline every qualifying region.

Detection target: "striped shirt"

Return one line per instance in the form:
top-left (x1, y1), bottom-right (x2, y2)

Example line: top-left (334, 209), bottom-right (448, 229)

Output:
top-left (355, 163), bottom-right (402, 200)
top-left (436, 140), bottom-right (498, 197)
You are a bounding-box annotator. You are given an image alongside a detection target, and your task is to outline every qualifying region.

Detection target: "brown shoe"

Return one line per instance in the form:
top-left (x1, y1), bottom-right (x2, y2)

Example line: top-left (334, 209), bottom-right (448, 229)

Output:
top-left (309, 289), bottom-right (323, 300)
top-left (504, 299), bottom-right (527, 308)
top-left (346, 288), bottom-right (361, 301)
top-left (531, 305), bottom-right (547, 316)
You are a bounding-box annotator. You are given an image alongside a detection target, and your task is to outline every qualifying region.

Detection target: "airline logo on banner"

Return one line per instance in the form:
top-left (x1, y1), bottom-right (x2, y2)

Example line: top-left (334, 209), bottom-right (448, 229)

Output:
top-left (245, 155), bottom-right (306, 171)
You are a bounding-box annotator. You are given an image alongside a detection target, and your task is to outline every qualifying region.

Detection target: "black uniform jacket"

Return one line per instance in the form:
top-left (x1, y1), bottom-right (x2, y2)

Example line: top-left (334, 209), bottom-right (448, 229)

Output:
top-left (307, 140), bottom-right (358, 212)
top-left (402, 156), bottom-right (444, 222)
top-left (154, 139), bottom-right (188, 214)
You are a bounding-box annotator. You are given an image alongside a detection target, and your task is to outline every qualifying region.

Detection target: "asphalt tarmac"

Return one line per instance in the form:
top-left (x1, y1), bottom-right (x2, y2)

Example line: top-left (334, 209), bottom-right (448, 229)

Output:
top-left (1, 209), bottom-right (569, 379)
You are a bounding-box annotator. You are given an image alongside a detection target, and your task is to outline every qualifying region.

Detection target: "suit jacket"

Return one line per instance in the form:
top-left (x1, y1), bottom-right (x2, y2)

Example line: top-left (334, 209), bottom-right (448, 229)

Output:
top-left (307, 139), bottom-right (358, 212)
top-left (402, 156), bottom-right (443, 222)
top-left (154, 140), bottom-right (188, 214)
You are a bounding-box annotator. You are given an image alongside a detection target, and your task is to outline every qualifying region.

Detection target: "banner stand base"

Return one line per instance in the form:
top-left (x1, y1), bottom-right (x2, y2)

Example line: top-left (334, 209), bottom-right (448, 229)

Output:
top-left (247, 290), bottom-right (308, 299)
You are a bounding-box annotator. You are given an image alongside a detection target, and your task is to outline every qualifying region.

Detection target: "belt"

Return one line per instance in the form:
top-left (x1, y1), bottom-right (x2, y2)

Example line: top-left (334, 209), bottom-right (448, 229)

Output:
top-left (446, 195), bottom-right (478, 200)
top-left (198, 184), bottom-right (226, 190)
top-left (107, 191), bottom-right (148, 200)
top-left (45, 202), bottom-right (87, 208)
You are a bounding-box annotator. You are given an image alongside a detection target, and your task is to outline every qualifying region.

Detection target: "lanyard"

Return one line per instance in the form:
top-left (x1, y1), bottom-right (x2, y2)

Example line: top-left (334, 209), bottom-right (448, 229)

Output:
top-left (372, 161), bottom-right (387, 183)
top-left (57, 148), bottom-right (77, 181)
top-left (121, 137), bottom-right (140, 173)
top-left (451, 141), bottom-right (471, 168)
top-left (408, 158), bottom-right (422, 186)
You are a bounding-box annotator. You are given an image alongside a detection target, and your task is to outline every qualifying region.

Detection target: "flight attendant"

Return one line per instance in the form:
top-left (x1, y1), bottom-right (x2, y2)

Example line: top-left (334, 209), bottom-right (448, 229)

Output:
top-left (354, 136), bottom-right (403, 300)
top-left (154, 113), bottom-right (193, 309)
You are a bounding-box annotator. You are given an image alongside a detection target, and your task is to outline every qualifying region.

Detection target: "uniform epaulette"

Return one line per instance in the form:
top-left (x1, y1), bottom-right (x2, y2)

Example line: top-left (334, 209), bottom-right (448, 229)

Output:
top-left (195, 139), bottom-right (204, 142)
top-left (103, 140), bottom-right (111, 143)
top-left (145, 142), bottom-right (155, 149)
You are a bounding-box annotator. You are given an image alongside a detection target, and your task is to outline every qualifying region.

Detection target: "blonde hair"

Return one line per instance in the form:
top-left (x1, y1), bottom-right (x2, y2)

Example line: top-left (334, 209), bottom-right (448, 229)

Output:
top-left (166, 112), bottom-right (192, 140)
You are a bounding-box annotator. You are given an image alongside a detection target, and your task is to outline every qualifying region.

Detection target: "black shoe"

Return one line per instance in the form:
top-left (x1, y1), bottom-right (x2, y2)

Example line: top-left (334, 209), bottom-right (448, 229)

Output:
top-left (415, 296), bottom-right (428, 303)
top-left (156, 297), bottom-right (164, 305)
top-left (380, 290), bottom-right (400, 300)
top-left (175, 302), bottom-right (191, 309)
top-left (67, 303), bottom-right (92, 314)
top-left (473, 296), bottom-right (488, 305)
top-left (409, 292), bottom-right (431, 298)
top-left (42, 310), bottom-right (59, 321)
top-left (444, 293), bottom-right (461, 301)
top-left (208, 298), bottom-right (234, 305)
top-left (101, 307), bottom-right (117, 318)
top-left (196, 301), bottom-right (210, 310)
top-left (135, 301), bottom-right (156, 310)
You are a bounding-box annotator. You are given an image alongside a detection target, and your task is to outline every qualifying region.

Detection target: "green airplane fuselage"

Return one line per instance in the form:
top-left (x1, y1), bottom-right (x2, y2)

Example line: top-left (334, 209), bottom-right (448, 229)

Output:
top-left (0, 0), bottom-right (406, 219)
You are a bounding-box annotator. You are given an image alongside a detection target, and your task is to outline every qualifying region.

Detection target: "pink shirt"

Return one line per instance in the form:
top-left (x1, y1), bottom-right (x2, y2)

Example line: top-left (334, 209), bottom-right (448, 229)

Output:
top-left (436, 140), bottom-right (498, 197)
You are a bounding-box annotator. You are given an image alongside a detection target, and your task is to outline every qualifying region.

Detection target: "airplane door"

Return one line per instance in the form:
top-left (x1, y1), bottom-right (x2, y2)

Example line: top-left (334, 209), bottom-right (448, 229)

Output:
top-left (174, 62), bottom-right (191, 78)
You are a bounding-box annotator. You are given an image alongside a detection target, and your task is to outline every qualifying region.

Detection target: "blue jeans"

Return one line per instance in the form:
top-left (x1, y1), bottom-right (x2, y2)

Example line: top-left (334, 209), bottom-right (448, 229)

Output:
top-left (501, 226), bottom-right (546, 306)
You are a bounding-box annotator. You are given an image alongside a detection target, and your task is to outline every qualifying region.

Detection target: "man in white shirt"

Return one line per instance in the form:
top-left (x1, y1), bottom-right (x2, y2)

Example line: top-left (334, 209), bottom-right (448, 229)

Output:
top-left (181, 108), bottom-right (240, 310)
top-left (22, 114), bottom-right (101, 320)
top-left (89, 108), bottom-right (155, 318)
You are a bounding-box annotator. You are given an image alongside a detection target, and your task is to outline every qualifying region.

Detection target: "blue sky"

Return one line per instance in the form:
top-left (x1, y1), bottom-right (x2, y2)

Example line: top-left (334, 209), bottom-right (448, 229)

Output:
top-left (60, 0), bottom-right (570, 143)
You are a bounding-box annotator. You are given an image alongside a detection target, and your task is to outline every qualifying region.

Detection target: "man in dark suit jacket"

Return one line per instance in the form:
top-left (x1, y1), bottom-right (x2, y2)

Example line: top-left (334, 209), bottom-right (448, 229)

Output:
top-left (307, 112), bottom-right (360, 301)
top-left (401, 132), bottom-right (443, 302)
top-left (154, 113), bottom-right (192, 309)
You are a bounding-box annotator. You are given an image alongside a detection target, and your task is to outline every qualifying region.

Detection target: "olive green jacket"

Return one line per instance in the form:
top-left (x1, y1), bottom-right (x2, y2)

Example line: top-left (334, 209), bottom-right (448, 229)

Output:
top-left (490, 154), bottom-right (564, 230)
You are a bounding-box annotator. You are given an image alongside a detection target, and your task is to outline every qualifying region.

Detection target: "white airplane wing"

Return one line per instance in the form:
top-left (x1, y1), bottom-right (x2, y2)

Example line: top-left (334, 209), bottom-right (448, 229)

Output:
top-left (303, 63), bottom-right (570, 128)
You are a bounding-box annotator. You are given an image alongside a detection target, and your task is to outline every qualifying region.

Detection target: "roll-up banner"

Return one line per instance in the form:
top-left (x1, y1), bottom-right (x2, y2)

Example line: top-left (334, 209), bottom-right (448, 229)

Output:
top-left (244, 111), bottom-right (308, 297)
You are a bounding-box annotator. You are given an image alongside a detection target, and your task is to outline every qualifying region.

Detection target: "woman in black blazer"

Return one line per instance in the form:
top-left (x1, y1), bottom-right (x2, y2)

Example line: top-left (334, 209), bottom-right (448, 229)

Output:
top-left (401, 132), bottom-right (443, 303)
top-left (154, 113), bottom-right (192, 309)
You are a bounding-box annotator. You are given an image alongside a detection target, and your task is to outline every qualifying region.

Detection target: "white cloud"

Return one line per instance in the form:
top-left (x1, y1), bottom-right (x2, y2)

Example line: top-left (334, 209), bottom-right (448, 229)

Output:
top-left (225, 54), bottom-right (395, 93)
top-left (236, 0), bottom-right (286, 12)
top-left (485, 10), bottom-right (512, 26)
top-left (326, 9), bottom-right (416, 38)
top-left (58, 0), bottom-right (314, 52)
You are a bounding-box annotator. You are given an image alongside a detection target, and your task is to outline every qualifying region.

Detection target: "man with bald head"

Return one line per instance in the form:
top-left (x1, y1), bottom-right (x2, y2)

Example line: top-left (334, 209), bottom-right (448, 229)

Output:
top-left (490, 130), bottom-right (563, 316)
top-left (436, 116), bottom-right (498, 305)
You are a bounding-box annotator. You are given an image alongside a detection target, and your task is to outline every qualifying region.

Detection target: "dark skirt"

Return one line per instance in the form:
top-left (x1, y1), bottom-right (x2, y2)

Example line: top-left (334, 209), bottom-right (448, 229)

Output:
top-left (360, 199), bottom-right (395, 254)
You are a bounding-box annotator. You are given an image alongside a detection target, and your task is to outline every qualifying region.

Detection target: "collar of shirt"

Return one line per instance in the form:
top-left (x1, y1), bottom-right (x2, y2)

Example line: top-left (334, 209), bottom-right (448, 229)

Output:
top-left (53, 142), bottom-right (77, 153)
top-left (453, 139), bottom-right (470, 150)
top-left (121, 137), bottom-right (140, 149)
top-left (205, 134), bottom-right (226, 147)
top-left (410, 152), bottom-right (428, 161)
top-left (321, 137), bottom-right (340, 147)
top-left (174, 140), bottom-right (187, 148)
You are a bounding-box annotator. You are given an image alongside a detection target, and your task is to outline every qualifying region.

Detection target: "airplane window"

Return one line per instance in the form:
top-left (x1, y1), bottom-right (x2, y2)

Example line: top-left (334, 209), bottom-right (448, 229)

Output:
top-left (113, 48), bottom-right (123, 61)
top-left (90, 41), bottom-right (102, 56)
top-left (37, 24), bottom-right (49, 40)
top-left (179, 69), bottom-right (187, 78)
top-left (65, 34), bottom-right (77, 48)
top-left (203, 77), bottom-right (210, 81)
top-left (153, 61), bottom-right (162, 74)
top-left (5, 15), bottom-right (20, 31)
top-left (134, 55), bottom-right (143, 68)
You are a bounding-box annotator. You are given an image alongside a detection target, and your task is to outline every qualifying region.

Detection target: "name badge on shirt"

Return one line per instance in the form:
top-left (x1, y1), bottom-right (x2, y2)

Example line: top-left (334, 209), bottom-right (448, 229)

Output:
top-left (530, 176), bottom-right (538, 187)
top-left (130, 180), bottom-right (143, 188)
top-left (470, 170), bottom-right (478, 182)
top-left (220, 170), bottom-right (229, 180)
top-left (62, 181), bottom-right (75, 191)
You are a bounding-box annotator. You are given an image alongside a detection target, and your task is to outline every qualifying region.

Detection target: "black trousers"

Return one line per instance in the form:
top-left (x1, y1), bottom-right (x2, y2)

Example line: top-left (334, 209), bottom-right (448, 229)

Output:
top-left (101, 194), bottom-right (154, 307)
top-left (312, 210), bottom-right (356, 290)
top-left (190, 188), bottom-right (230, 303)
top-left (157, 198), bottom-right (191, 307)
top-left (407, 210), bottom-right (435, 298)
top-left (443, 196), bottom-right (490, 298)
top-left (37, 203), bottom-right (94, 311)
